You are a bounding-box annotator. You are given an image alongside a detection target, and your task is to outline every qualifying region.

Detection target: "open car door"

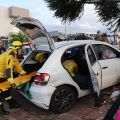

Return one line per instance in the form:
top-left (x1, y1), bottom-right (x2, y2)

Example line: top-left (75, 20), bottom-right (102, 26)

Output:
top-left (85, 44), bottom-right (102, 96)
top-left (11, 17), bottom-right (55, 52)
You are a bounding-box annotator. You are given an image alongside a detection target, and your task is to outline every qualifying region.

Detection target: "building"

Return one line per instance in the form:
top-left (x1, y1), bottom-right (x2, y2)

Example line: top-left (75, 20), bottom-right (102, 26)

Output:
top-left (0, 6), bottom-right (31, 48)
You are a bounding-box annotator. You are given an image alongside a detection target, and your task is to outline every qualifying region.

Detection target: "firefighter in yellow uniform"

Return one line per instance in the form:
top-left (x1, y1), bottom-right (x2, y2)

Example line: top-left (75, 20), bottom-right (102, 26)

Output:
top-left (35, 53), bottom-right (46, 63)
top-left (0, 41), bottom-right (26, 115)
top-left (63, 60), bottom-right (78, 77)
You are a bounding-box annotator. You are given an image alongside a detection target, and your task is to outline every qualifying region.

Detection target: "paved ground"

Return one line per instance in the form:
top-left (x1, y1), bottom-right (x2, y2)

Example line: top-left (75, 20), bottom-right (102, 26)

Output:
top-left (0, 87), bottom-right (115, 120)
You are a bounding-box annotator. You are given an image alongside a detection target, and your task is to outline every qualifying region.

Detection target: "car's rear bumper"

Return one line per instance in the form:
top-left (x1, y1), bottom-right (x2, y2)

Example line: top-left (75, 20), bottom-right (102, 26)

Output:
top-left (21, 83), bottom-right (56, 110)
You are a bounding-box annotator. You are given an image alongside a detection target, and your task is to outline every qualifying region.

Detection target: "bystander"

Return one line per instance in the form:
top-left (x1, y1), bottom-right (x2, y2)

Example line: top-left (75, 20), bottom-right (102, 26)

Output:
top-left (100, 33), bottom-right (109, 43)
top-left (0, 38), bottom-right (6, 54)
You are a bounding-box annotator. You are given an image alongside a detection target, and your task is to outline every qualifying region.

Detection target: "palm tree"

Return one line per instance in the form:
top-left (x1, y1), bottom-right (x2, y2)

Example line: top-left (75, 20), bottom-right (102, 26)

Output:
top-left (95, 0), bottom-right (120, 31)
top-left (44, 0), bottom-right (120, 31)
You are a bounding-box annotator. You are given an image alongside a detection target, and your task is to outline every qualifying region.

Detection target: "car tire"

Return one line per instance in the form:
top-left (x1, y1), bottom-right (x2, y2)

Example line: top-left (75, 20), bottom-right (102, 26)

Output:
top-left (50, 85), bottom-right (76, 113)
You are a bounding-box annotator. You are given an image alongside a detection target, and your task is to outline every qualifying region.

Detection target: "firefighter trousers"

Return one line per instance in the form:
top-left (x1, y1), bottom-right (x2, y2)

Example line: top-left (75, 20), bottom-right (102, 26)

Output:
top-left (0, 78), bottom-right (12, 105)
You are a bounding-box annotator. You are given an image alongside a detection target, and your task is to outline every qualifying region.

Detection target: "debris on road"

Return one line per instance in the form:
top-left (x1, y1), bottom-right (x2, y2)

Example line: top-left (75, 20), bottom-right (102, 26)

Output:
top-left (110, 90), bottom-right (120, 102)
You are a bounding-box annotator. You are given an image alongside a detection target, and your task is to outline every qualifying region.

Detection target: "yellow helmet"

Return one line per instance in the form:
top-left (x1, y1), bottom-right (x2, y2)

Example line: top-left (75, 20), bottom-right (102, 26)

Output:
top-left (36, 53), bottom-right (46, 63)
top-left (11, 41), bottom-right (23, 50)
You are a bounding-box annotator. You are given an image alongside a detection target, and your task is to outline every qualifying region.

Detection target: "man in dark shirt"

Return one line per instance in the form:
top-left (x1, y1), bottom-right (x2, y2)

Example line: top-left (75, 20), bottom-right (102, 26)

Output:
top-left (0, 39), bottom-right (6, 54)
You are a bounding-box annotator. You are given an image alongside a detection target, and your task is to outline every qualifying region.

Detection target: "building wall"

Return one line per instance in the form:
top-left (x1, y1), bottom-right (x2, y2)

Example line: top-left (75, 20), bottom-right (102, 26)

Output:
top-left (0, 6), bottom-right (31, 37)
top-left (0, 6), bottom-right (15, 36)
top-left (0, 6), bottom-right (31, 48)
top-left (9, 6), bottom-right (30, 18)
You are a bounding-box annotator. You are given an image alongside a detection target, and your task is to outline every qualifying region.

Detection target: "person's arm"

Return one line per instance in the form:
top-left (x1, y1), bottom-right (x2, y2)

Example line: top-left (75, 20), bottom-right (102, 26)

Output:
top-left (14, 57), bottom-right (26, 75)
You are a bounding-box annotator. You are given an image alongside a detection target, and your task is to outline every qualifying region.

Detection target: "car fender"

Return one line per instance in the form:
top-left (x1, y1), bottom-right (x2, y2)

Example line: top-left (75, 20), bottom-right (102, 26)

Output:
top-left (47, 67), bottom-right (90, 98)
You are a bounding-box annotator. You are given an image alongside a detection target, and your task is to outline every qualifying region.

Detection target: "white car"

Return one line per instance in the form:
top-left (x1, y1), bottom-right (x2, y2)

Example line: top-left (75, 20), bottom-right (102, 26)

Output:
top-left (11, 17), bottom-right (120, 113)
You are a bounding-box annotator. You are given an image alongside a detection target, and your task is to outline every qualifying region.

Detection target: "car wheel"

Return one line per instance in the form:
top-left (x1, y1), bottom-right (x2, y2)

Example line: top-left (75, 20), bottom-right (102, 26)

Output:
top-left (50, 85), bottom-right (76, 113)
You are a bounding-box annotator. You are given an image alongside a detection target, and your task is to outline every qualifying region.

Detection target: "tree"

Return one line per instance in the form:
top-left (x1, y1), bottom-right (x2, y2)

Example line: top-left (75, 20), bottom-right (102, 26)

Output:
top-left (95, 0), bottom-right (120, 31)
top-left (10, 31), bottom-right (28, 43)
top-left (44, 0), bottom-right (120, 31)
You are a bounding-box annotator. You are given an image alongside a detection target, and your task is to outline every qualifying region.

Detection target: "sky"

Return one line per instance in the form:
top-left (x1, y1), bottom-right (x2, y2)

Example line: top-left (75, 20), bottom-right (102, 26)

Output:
top-left (0, 0), bottom-right (110, 34)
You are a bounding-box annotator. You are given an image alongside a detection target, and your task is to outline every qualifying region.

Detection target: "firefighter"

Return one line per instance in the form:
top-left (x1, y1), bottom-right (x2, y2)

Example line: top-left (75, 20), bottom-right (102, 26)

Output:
top-left (35, 53), bottom-right (46, 63)
top-left (63, 53), bottom-right (78, 77)
top-left (0, 41), bottom-right (26, 115)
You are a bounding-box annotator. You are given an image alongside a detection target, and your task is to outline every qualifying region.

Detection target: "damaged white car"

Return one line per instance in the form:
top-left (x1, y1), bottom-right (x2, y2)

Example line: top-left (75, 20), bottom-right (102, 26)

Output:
top-left (11, 17), bottom-right (120, 113)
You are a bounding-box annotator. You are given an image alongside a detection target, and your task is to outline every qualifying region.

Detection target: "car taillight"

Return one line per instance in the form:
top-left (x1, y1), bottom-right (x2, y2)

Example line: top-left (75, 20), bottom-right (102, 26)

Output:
top-left (34, 73), bottom-right (50, 85)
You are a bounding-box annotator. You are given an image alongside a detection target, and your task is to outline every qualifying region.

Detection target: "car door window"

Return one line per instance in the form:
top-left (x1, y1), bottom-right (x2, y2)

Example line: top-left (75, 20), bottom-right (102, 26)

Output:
top-left (87, 46), bottom-right (96, 66)
top-left (92, 44), bottom-right (118, 60)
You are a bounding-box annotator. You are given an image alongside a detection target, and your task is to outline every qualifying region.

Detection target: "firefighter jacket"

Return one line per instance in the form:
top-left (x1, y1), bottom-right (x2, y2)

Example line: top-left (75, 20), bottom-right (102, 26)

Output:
top-left (0, 49), bottom-right (25, 79)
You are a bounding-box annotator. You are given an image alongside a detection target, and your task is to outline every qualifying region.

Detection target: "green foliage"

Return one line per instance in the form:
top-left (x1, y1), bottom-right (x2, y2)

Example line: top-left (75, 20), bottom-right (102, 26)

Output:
top-left (45, 0), bottom-right (84, 22)
top-left (10, 31), bottom-right (28, 43)
top-left (45, 0), bottom-right (120, 31)
top-left (95, 0), bottom-right (120, 31)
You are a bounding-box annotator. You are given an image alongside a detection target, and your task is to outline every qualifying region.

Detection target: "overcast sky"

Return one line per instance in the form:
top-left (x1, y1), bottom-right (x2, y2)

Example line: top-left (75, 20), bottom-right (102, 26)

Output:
top-left (0, 0), bottom-right (110, 34)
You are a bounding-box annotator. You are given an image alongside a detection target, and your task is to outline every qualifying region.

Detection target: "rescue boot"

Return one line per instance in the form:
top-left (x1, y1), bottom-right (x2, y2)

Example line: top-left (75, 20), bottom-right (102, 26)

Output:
top-left (8, 99), bottom-right (22, 109)
top-left (0, 104), bottom-right (9, 115)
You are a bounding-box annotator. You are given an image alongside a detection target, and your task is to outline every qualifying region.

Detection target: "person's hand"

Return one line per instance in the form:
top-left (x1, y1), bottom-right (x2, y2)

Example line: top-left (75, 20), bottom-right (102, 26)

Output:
top-left (8, 78), bottom-right (14, 85)
top-left (20, 71), bottom-right (26, 75)
top-left (11, 84), bottom-right (16, 89)
top-left (8, 78), bottom-right (16, 89)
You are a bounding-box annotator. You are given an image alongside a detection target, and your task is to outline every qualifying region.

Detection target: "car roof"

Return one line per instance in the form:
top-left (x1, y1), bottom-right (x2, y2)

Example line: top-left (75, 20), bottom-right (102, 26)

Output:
top-left (37, 40), bottom-right (119, 51)
top-left (37, 40), bottom-right (96, 51)
top-left (55, 40), bottom-right (101, 48)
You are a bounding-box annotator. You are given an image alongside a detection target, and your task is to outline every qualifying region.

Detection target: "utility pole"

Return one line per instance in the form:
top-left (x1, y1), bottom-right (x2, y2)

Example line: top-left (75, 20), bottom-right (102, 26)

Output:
top-left (118, 27), bottom-right (120, 49)
top-left (65, 19), bottom-right (67, 39)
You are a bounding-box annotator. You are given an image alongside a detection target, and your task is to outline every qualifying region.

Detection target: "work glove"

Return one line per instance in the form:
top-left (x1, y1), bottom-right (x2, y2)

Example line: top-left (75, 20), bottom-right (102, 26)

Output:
top-left (8, 78), bottom-right (14, 85)
top-left (8, 78), bottom-right (16, 89)
top-left (20, 71), bottom-right (26, 75)
top-left (11, 84), bottom-right (16, 89)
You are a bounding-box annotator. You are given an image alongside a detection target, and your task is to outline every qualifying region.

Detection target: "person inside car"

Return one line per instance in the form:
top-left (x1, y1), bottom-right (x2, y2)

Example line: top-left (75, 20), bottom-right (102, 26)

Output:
top-left (35, 53), bottom-right (46, 64)
top-left (63, 53), bottom-right (78, 77)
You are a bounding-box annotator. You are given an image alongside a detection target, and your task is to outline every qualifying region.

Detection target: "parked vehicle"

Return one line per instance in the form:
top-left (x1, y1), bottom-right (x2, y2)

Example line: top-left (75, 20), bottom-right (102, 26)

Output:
top-left (11, 17), bottom-right (120, 113)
